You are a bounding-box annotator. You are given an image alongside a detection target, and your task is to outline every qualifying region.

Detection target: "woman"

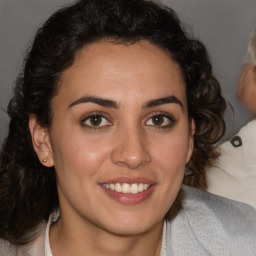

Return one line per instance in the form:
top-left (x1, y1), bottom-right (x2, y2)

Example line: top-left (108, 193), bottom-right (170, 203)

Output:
top-left (237, 30), bottom-right (256, 115)
top-left (0, 0), bottom-right (255, 255)
top-left (206, 30), bottom-right (256, 208)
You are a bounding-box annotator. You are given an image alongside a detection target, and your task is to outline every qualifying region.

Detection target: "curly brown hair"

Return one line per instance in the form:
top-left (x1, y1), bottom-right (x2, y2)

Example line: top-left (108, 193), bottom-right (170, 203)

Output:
top-left (0, 0), bottom-right (226, 244)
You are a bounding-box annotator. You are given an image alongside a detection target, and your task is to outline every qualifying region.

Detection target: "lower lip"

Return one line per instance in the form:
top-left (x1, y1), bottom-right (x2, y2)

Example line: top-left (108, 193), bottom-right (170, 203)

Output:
top-left (101, 185), bottom-right (155, 205)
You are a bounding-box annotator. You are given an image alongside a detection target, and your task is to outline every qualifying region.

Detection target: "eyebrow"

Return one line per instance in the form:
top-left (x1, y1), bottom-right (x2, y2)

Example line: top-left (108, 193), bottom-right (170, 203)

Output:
top-left (68, 95), bottom-right (183, 110)
top-left (68, 96), bottom-right (118, 109)
top-left (144, 96), bottom-right (184, 110)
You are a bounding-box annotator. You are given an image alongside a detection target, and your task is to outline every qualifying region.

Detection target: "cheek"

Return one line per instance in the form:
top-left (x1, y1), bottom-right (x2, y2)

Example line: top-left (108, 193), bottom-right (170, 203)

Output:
top-left (147, 134), bottom-right (189, 215)
top-left (151, 133), bottom-right (190, 165)
top-left (51, 132), bottom-right (112, 179)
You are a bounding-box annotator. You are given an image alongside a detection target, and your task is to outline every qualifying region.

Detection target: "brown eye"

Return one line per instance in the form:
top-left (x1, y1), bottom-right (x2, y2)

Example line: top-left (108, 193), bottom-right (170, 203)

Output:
top-left (83, 114), bottom-right (111, 128)
top-left (89, 115), bottom-right (103, 126)
top-left (145, 114), bottom-right (174, 128)
top-left (152, 115), bottom-right (164, 126)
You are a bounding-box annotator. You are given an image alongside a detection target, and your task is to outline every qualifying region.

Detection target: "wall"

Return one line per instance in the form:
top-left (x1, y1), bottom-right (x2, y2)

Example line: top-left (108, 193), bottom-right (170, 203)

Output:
top-left (164, 0), bottom-right (256, 140)
top-left (0, 0), bottom-right (256, 144)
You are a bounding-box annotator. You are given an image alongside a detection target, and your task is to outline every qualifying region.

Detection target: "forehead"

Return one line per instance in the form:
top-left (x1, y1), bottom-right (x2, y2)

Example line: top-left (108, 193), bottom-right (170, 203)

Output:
top-left (55, 40), bottom-right (187, 108)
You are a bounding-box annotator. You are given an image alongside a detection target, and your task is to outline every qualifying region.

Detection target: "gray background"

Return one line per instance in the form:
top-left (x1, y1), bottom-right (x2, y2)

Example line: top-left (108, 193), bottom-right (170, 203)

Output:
top-left (0, 0), bottom-right (256, 145)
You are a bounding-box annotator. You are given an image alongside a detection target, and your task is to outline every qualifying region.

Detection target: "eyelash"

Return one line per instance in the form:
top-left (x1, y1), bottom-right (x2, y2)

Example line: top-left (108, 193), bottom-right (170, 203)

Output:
top-left (81, 113), bottom-right (175, 130)
top-left (81, 113), bottom-right (112, 130)
top-left (145, 113), bottom-right (175, 129)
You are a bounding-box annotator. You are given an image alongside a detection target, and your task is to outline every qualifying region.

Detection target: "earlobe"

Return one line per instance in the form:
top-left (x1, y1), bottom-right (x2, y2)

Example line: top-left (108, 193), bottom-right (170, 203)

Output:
top-left (29, 115), bottom-right (54, 167)
top-left (186, 119), bottom-right (195, 163)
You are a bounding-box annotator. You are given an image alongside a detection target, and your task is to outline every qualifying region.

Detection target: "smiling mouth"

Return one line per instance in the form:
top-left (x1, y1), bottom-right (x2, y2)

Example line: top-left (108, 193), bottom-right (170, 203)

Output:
top-left (102, 183), bottom-right (151, 194)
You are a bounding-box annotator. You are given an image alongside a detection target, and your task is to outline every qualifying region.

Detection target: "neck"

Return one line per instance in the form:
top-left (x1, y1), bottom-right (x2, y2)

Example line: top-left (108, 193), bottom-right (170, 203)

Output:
top-left (50, 215), bottom-right (164, 256)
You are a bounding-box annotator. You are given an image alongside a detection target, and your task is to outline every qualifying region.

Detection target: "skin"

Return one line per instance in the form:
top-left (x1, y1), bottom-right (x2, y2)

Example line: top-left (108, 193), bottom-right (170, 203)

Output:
top-left (236, 63), bottom-right (256, 115)
top-left (30, 40), bottom-right (195, 256)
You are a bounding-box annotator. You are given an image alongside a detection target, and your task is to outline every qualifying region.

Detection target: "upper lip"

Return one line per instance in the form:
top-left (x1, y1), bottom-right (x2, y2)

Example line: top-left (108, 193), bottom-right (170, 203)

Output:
top-left (99, 177), bottom-right (155, 185)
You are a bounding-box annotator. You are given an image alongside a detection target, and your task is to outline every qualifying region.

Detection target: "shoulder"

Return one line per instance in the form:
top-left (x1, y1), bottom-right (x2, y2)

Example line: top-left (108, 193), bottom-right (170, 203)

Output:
top-left (206, 119), bottom-right (256, 208)
top-left (0, 238), bottom-right (16, 256)
top-left (166, 185), bottom-right (256, 255)
top-left (181, 184), bottom-right (256, 222)
top-left (0, 221), bottom-right (47, 256)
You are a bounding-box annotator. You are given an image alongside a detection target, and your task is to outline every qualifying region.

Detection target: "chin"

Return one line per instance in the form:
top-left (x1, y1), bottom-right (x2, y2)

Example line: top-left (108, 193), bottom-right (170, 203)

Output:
top-left (102, 212), bottom-right (162, 236)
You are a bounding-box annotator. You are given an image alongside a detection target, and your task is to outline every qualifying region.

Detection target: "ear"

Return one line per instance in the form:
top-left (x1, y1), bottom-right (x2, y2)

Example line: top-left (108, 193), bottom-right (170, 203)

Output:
top-left (29, 115), bottom-right (54, 167)
top-left (186, 118), bottom-right (195, 163)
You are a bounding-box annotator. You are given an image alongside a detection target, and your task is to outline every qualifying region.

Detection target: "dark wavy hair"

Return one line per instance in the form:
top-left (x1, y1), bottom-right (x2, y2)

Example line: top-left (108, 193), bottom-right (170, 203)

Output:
top-left (0, 0), bottom-right (226, 244)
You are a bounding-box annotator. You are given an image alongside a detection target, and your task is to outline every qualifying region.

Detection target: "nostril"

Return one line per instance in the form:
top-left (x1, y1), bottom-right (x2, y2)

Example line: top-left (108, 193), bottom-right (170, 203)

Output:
top-left (110, 131), bottom-right (151, 169)
top-left (111, 147), bottom-right (151, 169)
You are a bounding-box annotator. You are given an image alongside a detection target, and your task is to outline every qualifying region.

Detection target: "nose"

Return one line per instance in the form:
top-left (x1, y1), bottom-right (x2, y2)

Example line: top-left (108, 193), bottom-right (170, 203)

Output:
top-left (111, 127), bottom-right (151, 169)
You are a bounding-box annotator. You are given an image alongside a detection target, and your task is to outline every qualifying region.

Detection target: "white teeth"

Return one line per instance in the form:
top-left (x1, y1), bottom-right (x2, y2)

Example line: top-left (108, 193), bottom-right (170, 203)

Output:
top-left (103, 182), bottom-right (150, 194)
top-left (115, 183), bottom-right (122, 192)
top-left (138, 183), bottom-right (144, 192)
top-left (122, 183), bottom-right (130, 193)
top-left (131, 184), bottom-right (138, 194)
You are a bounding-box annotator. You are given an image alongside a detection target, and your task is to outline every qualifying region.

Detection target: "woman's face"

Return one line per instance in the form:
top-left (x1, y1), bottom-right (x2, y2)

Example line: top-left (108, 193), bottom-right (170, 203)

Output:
top-left (32, 40), bottom-right (194, 236)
